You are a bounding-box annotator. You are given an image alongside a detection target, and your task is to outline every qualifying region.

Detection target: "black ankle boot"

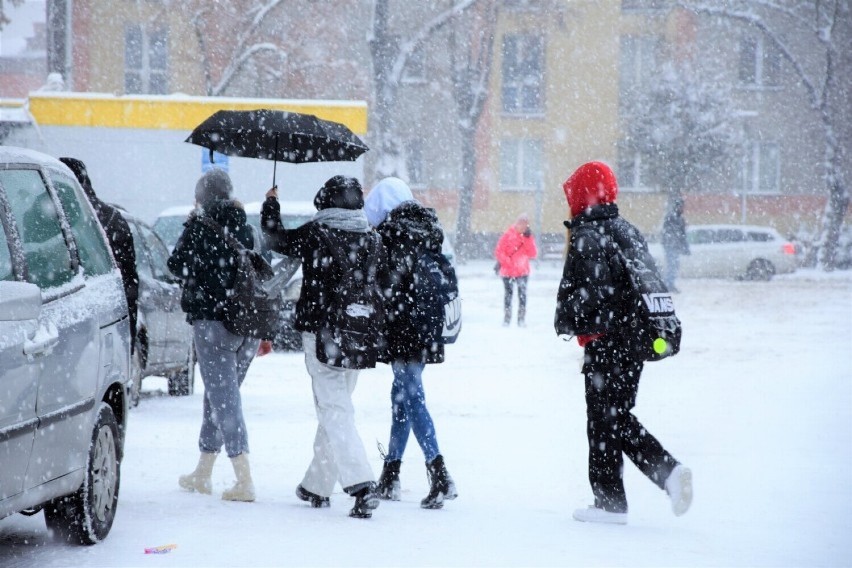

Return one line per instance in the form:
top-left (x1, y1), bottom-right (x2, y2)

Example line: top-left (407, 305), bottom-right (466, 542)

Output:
top-left (346, 482), bottom-right (380, 519)
top-left (421, 455), bottom-right (458, 509)
top-left (376, 460), bottom-right (402, 501)
top-left (295, 484), bottom-right (330, 508)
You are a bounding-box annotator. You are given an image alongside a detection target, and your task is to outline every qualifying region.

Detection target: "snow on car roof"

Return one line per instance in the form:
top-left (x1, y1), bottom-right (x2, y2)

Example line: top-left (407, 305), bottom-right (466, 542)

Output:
top-left (243, 200), bottom-right (316, 216)
top-left (156, 205), bottom-right (196, 218)
top-left (0, 145), bottom-right (69, 170)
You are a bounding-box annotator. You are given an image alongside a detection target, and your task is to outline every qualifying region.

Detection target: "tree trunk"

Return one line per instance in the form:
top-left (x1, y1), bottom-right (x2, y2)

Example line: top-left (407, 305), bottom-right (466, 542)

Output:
top-left (455, 128), bottom-right (477, 261)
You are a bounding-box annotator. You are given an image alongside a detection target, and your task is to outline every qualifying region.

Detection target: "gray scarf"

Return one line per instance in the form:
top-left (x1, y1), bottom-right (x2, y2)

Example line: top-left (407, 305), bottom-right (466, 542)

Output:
top-left (313, 208), bottom-right (371, 233)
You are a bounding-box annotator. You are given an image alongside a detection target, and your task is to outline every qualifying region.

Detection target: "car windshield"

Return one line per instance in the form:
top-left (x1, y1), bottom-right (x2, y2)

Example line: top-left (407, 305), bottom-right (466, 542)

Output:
top-left (152, 216), bottom-right (188, 249)
top-left (245, 213), bottom-right (313, 231)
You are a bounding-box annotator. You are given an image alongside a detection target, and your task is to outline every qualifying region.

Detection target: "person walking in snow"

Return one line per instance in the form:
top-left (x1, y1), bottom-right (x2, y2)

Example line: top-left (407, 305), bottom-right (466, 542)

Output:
top-left (169, 168), bottom-right (260, 502)
top-left (661, 196), bottom-right (689, 292)
top-left (261, 176), bottom-right (384, 519)
top-left (494, 213), bottom-right (537, 326)
top-left (364, 177), bottom-right (459, 510)
top-left (555, 161), bottom-right (693, 525)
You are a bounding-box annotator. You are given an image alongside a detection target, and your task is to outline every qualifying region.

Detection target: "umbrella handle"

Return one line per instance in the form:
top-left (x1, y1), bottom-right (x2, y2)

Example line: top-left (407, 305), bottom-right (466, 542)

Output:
top-left (272, 134), bottom-right (279, 189)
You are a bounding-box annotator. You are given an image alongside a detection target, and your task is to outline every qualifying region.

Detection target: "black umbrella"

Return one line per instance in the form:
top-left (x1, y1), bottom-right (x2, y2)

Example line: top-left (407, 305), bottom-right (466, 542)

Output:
top-left (185, 108), bottom-right (369, 187)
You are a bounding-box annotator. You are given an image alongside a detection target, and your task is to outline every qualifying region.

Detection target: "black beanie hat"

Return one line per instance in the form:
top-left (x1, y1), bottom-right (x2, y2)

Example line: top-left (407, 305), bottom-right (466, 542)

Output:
top-left (313, 175), bottom-right (364, 210)
top-left (59, 157), bottom-right (96, 200)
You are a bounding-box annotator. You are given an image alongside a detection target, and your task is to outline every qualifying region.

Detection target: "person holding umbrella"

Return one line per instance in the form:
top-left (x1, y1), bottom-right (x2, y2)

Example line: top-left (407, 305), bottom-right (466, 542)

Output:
top-left (261, 176), bottom-right (385, 519)
top-left (169, 168), bottom-right (261, 502)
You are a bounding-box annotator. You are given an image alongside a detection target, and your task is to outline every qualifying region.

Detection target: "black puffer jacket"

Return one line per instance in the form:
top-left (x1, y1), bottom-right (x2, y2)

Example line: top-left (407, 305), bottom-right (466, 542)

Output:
top-left (376, 201), bottom-right (445, 364)
top-left (168, 200), bottom-right (254, 323)
top-left (555, 203), bottom-right (650, 341)
top-left (260, 197), bottom-right (385, 336)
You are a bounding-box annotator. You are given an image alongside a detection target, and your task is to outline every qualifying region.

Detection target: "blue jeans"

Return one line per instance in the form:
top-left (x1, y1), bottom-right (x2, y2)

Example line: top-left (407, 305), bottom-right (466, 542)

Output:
top-left (193, 320), bottom-right (258, 458)
top-left (386, 361), bottom-right (440, 464)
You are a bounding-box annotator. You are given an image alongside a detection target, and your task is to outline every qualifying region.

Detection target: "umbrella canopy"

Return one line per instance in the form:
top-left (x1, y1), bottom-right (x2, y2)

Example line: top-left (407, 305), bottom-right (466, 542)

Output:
top-left (185, 109), bottom-right (369, 185)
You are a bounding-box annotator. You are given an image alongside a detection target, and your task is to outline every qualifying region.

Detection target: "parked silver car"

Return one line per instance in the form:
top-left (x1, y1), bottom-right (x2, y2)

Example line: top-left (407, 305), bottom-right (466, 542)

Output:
top-left (649, 224), bottom-right (799, 281)
top-left (0, 146), bottom-right (130, 544)
top-left (119, 210), bottom-right (195, 404)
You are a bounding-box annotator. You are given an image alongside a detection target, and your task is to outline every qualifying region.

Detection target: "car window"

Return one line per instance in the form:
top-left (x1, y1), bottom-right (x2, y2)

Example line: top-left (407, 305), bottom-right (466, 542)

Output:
top-left (714, 229), bottom-right (744, 243)
top-left (281, 214), bottom-right (312, 230)
top-left (688, 229), bottom-right (714, 245)
top-left (0, 216), bottom-right (13, 281)
top-left (746, 231), bottom-right (773, 242)
top-left (127, 220), bottom-right (152, 278)
top-left (138, 222), bottom-right (174, 281)
top-left (50, 171), bottom-right (113, 277)
top-left (0, 169), bottom-right (75, 288)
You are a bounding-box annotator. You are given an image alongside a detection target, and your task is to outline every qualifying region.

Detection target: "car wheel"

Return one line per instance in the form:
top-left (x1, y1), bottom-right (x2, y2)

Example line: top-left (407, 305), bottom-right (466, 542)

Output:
top-left (44, 403), bottom-right (121, 545)
top-left (746, 259), bottom-right (775, 281)
top-left (168, 338), bottom-right (196, 396)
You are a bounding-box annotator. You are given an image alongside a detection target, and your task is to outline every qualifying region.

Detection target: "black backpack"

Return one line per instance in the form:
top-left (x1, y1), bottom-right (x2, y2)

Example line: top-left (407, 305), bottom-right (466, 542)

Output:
top-left (412, 249), bottom-right (462, 346)
top-left (316, 229), bottom-right (385, 369)
top-left (615, 245), bottom-right (682, 362)
top-left (198, 216), bottom-right (281, 340)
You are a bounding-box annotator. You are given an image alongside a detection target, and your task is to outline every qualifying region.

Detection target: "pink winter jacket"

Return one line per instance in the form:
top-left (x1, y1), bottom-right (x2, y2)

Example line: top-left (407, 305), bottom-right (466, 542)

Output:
top-left (495, 227), bottom-right (537, 278)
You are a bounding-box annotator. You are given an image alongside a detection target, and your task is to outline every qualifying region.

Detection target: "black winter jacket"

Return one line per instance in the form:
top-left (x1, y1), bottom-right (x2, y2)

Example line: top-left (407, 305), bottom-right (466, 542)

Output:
top-left (376, 201), bottom-right (445, 364)
top-left (167, 200), bottom-right (254, 323)
top-left (555, 203), bottom-right (651, 342)
top-left (260, 197), bottom-right (386, 337)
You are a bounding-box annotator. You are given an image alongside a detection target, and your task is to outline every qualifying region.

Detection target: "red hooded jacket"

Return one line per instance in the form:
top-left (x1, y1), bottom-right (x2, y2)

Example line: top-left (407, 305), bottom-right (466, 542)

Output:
top-left (495, 225), bottom-right (537, 278)
top-left (562, 161), bottom-right (619, 347)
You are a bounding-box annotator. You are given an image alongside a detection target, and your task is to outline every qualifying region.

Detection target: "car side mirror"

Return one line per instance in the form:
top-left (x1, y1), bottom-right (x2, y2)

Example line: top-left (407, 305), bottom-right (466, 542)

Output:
top-left (0, 281), bottom-right (42, 321)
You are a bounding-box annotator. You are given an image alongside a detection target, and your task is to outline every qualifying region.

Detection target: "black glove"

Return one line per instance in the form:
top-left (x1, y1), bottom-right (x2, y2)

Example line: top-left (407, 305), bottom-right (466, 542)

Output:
top-left (523, 228), bottom-right (532, 238)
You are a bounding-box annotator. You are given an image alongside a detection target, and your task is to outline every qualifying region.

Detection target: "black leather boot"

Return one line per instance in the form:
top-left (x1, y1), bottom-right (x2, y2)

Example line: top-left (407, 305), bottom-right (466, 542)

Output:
top-left (376, 460), bottom-right (402, 501)
top-left (421, 455), bottom-right (458, 509)
top-left (346, 482), bottom-right (380, 519)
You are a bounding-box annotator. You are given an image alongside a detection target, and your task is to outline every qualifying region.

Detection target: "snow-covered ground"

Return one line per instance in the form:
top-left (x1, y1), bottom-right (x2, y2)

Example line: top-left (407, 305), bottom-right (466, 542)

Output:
top-left (2, 260), bottom-right (851, 567)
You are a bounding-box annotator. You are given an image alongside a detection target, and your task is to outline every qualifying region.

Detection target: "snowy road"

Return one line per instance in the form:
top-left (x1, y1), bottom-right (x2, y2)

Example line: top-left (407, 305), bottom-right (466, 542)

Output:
top-left (2, 261), bottom-right (851, 567)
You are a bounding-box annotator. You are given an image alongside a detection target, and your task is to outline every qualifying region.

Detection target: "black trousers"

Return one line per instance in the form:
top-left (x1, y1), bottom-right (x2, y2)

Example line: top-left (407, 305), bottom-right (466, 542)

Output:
top-left (502, 276), bottom-right (528, 322)
top-left (582, 338), bottom-right (678, 513)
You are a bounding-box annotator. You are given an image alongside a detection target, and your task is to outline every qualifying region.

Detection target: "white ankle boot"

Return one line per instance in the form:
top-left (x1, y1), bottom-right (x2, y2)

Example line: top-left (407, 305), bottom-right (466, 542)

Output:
top-left (665, 465), bottom-right (693, 516)
top-left (222, 453), bottom-right (255, 502)
top-left (572, 506), bottom-right (628, 525)
top-left (178, 452), bottom-right (217, 494)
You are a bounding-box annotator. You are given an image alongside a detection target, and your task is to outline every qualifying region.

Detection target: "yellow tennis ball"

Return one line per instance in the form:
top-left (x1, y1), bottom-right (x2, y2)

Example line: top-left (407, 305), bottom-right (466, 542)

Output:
top-left (653, 338), bottom-right (667, 355)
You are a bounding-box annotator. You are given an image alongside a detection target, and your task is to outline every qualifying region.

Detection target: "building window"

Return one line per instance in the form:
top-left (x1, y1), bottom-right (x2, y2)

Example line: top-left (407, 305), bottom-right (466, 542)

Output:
top-left (500, 138), bottom-right (543, 191)
top-left (125, 25), bottom-right (168, 95)
top-left (617, 149), bottom-right (654, 191)
top-left (738, 35), bottom-right (780, 87)
top-left (619, 35), bottom-right (658, 105)
top-left (501, 34), bottom-right (544, 114)
top-left (742, 141), bottom-right (780, 194)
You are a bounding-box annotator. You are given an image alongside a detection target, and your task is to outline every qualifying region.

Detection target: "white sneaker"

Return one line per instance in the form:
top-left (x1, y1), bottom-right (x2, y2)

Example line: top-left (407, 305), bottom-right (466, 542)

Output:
top-left (665, 465), bottom-right (693, 516)
top-left (572, 506), bottom-right (628, 525)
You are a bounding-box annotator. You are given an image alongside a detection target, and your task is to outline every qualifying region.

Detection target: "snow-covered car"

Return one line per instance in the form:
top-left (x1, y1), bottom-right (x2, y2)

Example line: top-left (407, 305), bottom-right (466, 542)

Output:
top-left (0, 146), bottom-right (130, 544)
top-left (153, 200), bottom-right (314, 351)
top-left (649, 224), bottom-right (798, 281)
top-left (119, 210), bottom-right (195, 404)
